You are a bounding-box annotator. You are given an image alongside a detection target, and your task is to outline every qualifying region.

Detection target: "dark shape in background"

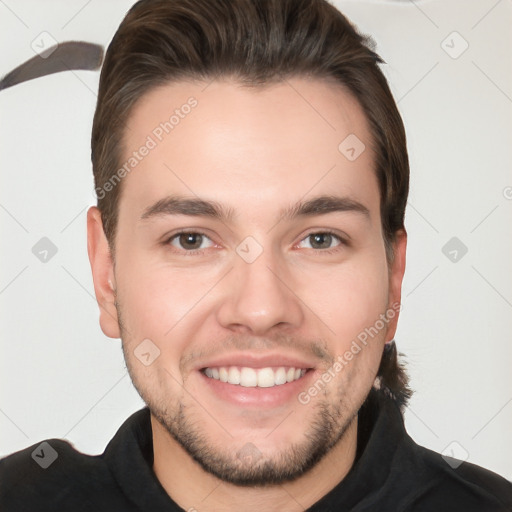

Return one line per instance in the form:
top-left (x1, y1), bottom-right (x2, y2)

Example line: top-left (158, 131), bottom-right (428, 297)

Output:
top-left (0, 41), bottom-right (103, 91)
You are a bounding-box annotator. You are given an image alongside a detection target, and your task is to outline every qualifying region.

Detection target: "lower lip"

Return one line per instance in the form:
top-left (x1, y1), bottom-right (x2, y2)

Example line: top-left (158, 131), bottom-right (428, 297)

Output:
top-left (199, 370), bottom-right (315, 408)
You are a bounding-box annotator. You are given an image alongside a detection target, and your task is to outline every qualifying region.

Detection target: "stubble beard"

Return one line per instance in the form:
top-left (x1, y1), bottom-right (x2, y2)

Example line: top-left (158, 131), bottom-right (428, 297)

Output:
top-left (117, 300), bottom-right (358, 487)
top-left (148, 396), bottom-right (357, 486)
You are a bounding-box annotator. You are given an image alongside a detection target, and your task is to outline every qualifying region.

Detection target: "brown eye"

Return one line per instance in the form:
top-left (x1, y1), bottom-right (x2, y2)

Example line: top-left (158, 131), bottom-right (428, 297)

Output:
top-left (168, 232), bottom-right (213, 251)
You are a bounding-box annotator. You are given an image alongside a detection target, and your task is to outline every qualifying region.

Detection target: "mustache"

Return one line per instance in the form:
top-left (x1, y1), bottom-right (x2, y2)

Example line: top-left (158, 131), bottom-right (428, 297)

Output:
top-left (180, 333), bottom-right (334, 370)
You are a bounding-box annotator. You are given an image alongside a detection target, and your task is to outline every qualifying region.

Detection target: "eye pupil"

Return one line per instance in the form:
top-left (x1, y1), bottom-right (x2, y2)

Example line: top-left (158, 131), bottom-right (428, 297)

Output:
top-left (310, 233), bottom-right (332, 249)
top-left (179, 233), bottom-right (202, 250)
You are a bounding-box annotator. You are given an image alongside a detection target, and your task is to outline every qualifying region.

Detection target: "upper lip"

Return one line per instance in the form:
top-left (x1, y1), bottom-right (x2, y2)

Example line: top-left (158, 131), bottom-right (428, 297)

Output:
top-left (196, 352), bottom-right (316, 371)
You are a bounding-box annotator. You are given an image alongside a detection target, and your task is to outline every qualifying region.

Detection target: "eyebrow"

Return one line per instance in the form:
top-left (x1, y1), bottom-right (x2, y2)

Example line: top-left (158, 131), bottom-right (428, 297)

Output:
top-left (139, 194), bottom-right (370, 223)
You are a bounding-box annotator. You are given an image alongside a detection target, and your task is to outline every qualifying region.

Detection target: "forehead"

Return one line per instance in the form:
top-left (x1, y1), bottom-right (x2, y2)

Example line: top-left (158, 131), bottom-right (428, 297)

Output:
top-left (118, 77), bottom-right (379, 224)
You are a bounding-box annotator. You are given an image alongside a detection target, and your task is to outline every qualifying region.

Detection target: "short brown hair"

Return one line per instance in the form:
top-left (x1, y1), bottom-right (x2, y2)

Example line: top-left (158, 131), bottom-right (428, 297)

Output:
top-left (91, 0), bottom-right (411, 407)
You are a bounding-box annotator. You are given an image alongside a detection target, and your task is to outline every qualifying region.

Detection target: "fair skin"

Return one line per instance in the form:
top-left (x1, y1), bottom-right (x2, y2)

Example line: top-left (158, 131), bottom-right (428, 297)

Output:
top-left (87, 77), bottom-right (406, 511)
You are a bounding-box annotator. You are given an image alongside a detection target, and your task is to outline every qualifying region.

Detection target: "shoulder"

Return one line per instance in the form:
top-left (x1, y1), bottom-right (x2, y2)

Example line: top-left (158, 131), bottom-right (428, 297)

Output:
top-left (0, 438), bottom-right (129, 511)
top-left (401, 440), bottom-right (512, 511)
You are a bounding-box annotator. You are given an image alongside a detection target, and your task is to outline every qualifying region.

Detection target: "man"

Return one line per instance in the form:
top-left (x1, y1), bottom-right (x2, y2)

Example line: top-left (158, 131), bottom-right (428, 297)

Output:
top-left (1, 0), bottom-right (511, 510)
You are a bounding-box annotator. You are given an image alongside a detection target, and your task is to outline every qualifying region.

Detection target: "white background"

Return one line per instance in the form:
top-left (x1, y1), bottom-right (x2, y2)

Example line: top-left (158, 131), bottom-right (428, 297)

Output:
top-left (1, 0), bottom-right (511, 481)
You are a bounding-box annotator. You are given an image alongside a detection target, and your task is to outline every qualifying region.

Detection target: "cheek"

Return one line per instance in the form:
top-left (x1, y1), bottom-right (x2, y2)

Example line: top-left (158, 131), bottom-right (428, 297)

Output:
top-left (114, 250), bottom-right (221, 357)
top-left (302, 258), bottom-right (389, 402)
top-left (297, 254), bottom-right (389, 347)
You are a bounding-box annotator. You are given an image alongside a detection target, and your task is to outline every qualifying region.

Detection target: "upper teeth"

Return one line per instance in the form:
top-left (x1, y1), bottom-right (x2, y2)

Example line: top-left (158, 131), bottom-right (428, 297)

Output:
top-left (204, 366), bottom-right (306, 388)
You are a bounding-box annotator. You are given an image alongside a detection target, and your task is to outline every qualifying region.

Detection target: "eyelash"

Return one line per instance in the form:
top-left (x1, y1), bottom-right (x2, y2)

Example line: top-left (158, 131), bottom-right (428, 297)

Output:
top-left (162, 229), bottom-right (349, 256)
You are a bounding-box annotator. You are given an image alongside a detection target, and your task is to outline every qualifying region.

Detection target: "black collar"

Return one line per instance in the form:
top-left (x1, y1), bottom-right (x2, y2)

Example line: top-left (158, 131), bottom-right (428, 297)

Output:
top-left (309, 389), bottom-right (406, 511)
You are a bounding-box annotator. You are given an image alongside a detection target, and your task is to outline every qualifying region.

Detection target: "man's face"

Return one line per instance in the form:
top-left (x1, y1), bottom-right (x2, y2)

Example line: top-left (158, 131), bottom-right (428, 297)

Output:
top-left (88, 77), bottom-right (406, 485)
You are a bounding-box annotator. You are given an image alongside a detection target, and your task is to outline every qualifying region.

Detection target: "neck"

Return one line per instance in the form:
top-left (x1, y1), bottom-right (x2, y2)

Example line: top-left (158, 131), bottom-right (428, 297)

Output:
top-left (151, 415), bottom-right (358, 512)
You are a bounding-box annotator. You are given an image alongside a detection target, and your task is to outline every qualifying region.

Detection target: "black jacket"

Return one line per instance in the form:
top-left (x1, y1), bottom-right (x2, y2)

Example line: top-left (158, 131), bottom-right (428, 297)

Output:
top-left (1, 390), bottom-right (511, 511)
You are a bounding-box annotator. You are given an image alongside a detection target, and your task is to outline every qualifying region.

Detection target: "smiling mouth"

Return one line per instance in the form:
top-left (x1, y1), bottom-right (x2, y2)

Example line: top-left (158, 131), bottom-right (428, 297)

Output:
top-left (202, 366), bottom-right (310, 388)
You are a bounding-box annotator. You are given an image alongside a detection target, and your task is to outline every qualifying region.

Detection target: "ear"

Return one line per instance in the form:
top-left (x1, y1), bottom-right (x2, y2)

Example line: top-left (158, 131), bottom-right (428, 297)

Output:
top-left (385, 229), bottom-right (407, 342)
top-left (87, 206), bottom-right (120, 339)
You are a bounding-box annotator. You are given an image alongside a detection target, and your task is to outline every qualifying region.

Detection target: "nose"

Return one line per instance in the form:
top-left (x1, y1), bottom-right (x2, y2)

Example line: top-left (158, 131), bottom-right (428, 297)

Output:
top-left (215, 246), bottom-right (304, 335)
